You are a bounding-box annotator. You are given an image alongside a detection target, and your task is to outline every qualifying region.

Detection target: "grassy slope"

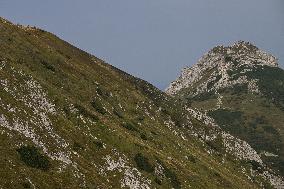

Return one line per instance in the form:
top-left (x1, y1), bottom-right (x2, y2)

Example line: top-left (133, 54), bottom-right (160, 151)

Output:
top-left (182, 63), bottom-right (284, 178)
top-left (0, 18), bottom-right (263, 188)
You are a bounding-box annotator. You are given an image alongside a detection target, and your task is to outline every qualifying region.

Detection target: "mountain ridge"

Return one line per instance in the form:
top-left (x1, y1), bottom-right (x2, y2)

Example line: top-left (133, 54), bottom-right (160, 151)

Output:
top-left (166, 40), bottom-right (284, 188)
top-left (1, 17), bottom-right (283, 188)
top-left (166, 41), bottom-right (278, 96)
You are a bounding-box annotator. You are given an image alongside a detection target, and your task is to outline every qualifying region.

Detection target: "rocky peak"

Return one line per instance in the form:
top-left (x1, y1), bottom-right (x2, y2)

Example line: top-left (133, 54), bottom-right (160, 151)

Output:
top-left (209, 41), bottom-right (255, 54)
top-left (166, 41), bottom-right (278, 95)
top-left (208, 41), bottom-right (278, 67)
top-left (230, 40), bottom-right (258, 52)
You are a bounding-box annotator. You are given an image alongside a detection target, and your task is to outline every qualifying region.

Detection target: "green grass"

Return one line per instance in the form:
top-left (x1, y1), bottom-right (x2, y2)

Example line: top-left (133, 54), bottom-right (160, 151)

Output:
top-left (0, 17), bottom-right (266, 188)
top-left (187, 70), bottom-right (284, 177)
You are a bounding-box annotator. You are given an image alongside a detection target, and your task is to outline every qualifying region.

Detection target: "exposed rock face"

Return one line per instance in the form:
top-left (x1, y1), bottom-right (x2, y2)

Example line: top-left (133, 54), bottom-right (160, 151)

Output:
top-left (166, 41), bottom-right (278, 96)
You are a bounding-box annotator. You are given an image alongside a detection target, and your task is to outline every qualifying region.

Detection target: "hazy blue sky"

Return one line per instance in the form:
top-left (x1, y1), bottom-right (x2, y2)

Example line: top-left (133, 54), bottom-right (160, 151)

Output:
top-left (1, 0), bottom-right (283, 89)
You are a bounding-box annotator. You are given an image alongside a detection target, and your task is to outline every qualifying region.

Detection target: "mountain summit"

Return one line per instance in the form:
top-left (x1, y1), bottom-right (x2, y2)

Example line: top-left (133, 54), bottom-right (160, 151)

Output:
top-left (166, 41), bottom-right (278, 96)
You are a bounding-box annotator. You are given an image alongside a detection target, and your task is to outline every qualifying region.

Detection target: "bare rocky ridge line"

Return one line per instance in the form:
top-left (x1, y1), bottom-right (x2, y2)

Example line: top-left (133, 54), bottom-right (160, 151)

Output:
top-left (166, 41), bottom-right (278, 96)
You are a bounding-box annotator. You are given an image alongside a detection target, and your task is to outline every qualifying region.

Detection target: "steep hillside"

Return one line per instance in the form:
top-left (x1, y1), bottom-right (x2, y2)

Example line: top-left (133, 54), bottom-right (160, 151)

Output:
top-left (0, 17), bottom-right (282, 188)
top-left (167, 41), bottom-right (284, 188)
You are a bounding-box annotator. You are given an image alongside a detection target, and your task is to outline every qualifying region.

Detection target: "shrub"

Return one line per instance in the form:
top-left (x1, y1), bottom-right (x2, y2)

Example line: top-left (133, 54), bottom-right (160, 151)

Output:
top-left (262, 125), bottom-right (278, 134)
top-left (207, 81), bottom-right (215, 89)
top-left (154, 177), bottom-right (162, 185)
top-left (121, 122), bottom-right (138, 132)
top-left (17, 145), bottom-right (50, 171)
top-left (140, 133), bottom-right (147, 140)
top-left (40, 59), bottom-right (56, 72)
top-left (231, 84), bottom-right (248, 94)
top-left (151, 131), bottom-right (158, 136)
top-left (208, 109), bottom-right (242, 126)
top-left (94, 141), bottom-right (104, 149)
top-left (192, 91), bottom-right (217, 101)
top-left (136, 115), bottom-right (145, 122)
top-left (73, 142), bottom-right (84, 151)
top-left (187, 154), bottom-right (196, 163)
top-left (96, 87), bottom-right (110, 99)
top-left (134, 153), bottom-right (154, 173)
top-left (248, 160), bottom-right (263, 172)
top-left (156, 159), bottom-right (181, 189)
top-left (91, 100), bottom-right (106, 114)
top-left (113, 108), bottom-right (123, 118)
top-left (224, 56), bottom-right (232, 62)
top-left (17, 58), bottom-right (25, 64)
top-left (206, 136), bottom-right (225, 153)
top-left (163, 165), bottom-right (181, 189)
top-left (96, 87), bottom-right (104, 96)
top-left (215, 74), bottom-right (222, 82)
top-left (22, 182), bottom-right (31, 188)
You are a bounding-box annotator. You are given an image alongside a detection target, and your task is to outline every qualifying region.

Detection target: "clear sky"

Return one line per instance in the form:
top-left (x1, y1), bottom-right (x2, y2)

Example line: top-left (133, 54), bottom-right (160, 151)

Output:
top-left (1, 0), bottom-right (283, 89)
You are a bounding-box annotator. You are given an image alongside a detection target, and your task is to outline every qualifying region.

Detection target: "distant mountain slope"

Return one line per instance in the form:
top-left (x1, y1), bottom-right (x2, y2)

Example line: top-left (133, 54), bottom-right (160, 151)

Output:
top-left (166, 41), bottom-right (279, 96)
top-left (0, 17), bottom-right (282, 188)
top-left (166, 41), bottom-right (284, 188)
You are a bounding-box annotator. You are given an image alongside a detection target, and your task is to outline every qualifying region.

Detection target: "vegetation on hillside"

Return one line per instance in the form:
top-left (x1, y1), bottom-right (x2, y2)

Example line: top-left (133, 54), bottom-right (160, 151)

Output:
top-left (0, 17), bottom-right (276, 188)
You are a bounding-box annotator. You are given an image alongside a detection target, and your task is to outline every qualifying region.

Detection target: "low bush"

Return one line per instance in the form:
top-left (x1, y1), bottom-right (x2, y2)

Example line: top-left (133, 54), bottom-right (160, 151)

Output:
top-left (94, 141), bottom-right (104, 149)
top-left (134, 153), bottom-right (154, 173)
top-left (208, 109), bottom-right (242, 126)
top-left (121, 122), bottom-right (138, 132)
top-left (248, 160), bottom-right (263, 173)
top-left (154, 177), bottom-right (162, 185)
top-left (140, 133), bottom-right (148, 140)
top-left (40, 59), bottom-right (56, 72)
top-left (21, 182), bottom-right (31, 188)
top-left (96, 87), bottom-right (110, 99)
top-left (73, 142), bottom-right (84, 151)
top-left (192, 91), bottom-right (217, 102)
top-left (156, 159), bottom-right (181, 189)
top-left (224, 56), bottom-right (232, 62)
top-left (187, 154), bottom-right (197, 163)
top-left (206, 137), bottom-right (225, 154)
top-left (91, 100), bottom-right (106, 114)
top-left (113, 108), bottom-right (124, 118)
top-left (17, 145), bottom-right (50, 171)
